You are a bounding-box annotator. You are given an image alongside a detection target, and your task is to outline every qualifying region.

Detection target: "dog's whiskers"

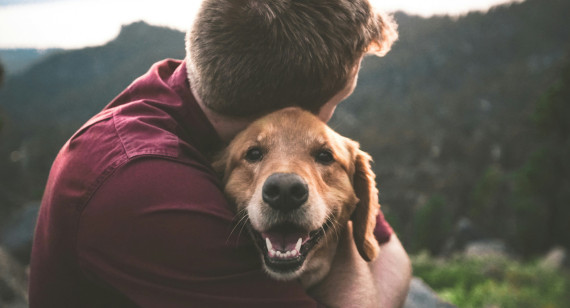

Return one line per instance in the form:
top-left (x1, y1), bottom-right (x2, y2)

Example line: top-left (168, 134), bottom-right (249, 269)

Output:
top-left (236, 214), bottom-right (250, 244)
top-left (326, 216), bottom-right (342, 243)
top-left (227, 209), bottom-right (250, 246)
top-left (321, 217), bottom-right (335, 247)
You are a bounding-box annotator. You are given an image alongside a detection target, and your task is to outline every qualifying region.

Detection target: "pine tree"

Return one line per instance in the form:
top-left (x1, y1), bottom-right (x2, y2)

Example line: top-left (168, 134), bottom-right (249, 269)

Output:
top-left (511, 55), bottom-right (570, 255)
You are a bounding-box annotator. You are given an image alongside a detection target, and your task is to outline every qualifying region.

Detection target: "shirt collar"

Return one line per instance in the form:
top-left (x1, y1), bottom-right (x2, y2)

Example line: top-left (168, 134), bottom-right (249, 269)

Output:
top-left (168, 60), bottom-right (224, 157)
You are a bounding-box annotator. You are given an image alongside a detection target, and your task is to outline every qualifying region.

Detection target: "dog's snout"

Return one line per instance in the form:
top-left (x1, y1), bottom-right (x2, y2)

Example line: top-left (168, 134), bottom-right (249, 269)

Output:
top-left (262, 173), bottom-right (308, 211)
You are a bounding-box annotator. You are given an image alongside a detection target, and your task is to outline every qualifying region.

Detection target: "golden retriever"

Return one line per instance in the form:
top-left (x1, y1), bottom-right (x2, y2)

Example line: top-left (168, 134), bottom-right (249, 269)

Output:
top-left (214, 107), bottom-right (380, 288)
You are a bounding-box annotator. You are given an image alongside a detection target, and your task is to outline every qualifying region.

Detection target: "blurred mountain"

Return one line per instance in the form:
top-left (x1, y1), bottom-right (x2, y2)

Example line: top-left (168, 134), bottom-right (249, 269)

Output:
top-left (0, 21), bottom-right (185, 214)
top-left (0, 49), bottom-right (62, 75)
top-left (0, 59), bottom-right (3, 85)
top-left (1, 0), bottom-right (569, 256)
top-left (330, 0), bottom-right (570, 254)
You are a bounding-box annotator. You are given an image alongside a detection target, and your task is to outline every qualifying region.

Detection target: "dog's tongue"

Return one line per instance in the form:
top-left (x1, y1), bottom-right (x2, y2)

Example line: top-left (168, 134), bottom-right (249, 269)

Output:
top-left (262, 230), bottom-right (309, 252)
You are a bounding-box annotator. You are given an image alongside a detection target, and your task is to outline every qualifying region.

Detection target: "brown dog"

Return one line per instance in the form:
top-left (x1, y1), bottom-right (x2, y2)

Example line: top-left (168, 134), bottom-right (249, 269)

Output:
top-left (214, 107), bottom-right (380, 287)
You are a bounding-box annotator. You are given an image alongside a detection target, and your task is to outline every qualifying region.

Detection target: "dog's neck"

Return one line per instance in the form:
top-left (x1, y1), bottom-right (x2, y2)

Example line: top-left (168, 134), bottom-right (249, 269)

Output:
top-left (190, 84), bottom-right (252, 143)
top-left (299, 239), bottom-right (340, 288)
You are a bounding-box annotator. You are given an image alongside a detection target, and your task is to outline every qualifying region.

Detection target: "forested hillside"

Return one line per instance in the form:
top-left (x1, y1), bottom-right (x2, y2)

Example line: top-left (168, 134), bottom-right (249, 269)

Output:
top-left (0, 22), bottom-right (185, 215)
top-left (1, 0), bottom-right (569, 257)
top-left (332, 0), bottom-right (570, 255)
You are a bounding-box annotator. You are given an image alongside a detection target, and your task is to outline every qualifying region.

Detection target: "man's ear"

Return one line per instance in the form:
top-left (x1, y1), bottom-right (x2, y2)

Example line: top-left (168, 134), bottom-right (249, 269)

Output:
top-left (352, 149), bottom-right (381, 262)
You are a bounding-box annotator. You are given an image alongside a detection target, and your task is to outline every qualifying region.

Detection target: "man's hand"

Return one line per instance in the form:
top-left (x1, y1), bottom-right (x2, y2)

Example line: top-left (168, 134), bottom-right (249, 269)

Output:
top-left (308, 223), bottom-right (411, 308)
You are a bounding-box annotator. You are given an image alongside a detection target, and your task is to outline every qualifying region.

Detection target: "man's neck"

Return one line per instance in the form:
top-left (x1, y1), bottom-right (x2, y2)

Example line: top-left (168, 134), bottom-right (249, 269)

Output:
top-left (190, 85), bottom-right (251, 143)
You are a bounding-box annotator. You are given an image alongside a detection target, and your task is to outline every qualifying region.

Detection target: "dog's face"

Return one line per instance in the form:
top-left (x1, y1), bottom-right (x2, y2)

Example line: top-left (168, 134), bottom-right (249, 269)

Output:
top-left (215, 107), bottom-right (380, 282)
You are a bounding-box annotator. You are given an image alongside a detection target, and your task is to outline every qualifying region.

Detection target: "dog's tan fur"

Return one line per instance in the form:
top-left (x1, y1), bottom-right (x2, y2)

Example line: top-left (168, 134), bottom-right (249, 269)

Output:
top-left (214, 107), bottom-right (380, 287)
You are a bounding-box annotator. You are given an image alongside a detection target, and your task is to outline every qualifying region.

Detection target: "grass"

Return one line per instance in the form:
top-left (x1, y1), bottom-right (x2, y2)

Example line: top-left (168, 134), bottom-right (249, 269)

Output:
top-left (412, 252), bottom-right (570, 308)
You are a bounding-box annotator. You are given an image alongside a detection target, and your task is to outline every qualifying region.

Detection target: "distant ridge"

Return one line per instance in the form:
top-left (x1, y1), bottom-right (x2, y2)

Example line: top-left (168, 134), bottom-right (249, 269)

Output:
top-left (0, 49), bottom-right (62, 75)
top-left (0, 21), bottom-right (185, 213)
top-left (0, 21), bottom-right (185, 123)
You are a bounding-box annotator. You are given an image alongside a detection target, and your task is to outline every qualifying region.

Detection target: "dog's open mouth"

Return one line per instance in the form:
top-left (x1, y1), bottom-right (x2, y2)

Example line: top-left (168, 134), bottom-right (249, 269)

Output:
top-left (249, 222), bottom-right (330, 274)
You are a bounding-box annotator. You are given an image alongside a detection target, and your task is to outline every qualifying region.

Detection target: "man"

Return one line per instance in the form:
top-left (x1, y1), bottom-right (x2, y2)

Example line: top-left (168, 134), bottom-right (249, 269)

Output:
top-left (29, 0), bottom-right (410, 307)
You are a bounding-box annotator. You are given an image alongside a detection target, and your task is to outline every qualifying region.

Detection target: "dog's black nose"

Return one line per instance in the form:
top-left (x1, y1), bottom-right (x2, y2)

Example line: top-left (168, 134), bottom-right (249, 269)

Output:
top-left (262, 173), bottom-right (308, 211)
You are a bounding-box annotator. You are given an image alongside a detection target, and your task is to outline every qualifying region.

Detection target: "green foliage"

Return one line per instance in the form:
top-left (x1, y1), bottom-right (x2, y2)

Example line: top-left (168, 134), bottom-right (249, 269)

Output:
top-left (413, 253), bottom-right (570, 308)
top-left (508, 56), bottom-right (570, 255)
top-left (534, 67), bottom-right (570, 140)
top-left (329, 0), bottom-right (570, 256)
top-left (469, 165), bottom-right (510, 236)
top-left (0, 59), bottom-right (3, 132)
top-left (0, 58), bottom-right (4, 85)
top-left (411, 195), bottom-right (453, 254)
top-left (509, 150), bottom-right (552, 254)
top-left (471, 166), bottom-right (505, 208)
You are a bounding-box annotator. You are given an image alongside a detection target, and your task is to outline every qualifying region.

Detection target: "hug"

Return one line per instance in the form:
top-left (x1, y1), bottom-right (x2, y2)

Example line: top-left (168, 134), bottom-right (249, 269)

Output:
top-left (29, 0), bottom-right (410, 307)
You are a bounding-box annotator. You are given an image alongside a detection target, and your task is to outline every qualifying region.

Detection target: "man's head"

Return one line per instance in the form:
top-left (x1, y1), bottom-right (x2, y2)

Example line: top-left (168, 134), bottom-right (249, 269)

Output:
top-left (186, 0), bottom-right (398, 118)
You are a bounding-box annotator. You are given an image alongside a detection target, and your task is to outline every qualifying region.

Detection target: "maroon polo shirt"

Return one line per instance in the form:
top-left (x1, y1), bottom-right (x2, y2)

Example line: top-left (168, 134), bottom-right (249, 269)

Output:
top-left (29, 59), bottom-right (393, 307)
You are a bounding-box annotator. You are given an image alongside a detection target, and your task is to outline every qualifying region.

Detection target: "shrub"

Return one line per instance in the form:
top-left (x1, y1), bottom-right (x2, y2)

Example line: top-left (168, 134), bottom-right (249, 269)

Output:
top-left (412, 253), bottom-right (570, 308)
top-left (411, 195), bottom-right (453, 254)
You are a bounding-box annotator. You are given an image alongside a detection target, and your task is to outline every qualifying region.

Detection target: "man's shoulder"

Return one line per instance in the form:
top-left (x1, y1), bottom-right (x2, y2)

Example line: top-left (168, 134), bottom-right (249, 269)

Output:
top-left (48, 104), bottom-right (212, 214)
top-left (59, 105), bottom-right (185, 178)
top-left (44, 56), bottom-right (222, 217)
top-left (87, 157), bottom-right (232, 219)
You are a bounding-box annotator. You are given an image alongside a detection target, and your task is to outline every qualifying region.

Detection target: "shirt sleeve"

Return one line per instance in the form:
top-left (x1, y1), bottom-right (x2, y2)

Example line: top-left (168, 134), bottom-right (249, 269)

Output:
top-left (76, 158), bottom-right (324, 308)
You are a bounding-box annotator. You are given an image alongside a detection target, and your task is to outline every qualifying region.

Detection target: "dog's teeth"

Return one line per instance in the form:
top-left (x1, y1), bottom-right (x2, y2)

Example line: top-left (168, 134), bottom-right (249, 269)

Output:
top-left (266, 237), bottom-right (302, 259)
top-left (269, 248), bottom-right (300, 259)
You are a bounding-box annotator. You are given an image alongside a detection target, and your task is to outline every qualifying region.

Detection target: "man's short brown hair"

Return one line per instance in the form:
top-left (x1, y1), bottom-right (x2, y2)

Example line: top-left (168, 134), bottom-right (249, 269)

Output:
top-left (186, 0), bottom-right (398, 117)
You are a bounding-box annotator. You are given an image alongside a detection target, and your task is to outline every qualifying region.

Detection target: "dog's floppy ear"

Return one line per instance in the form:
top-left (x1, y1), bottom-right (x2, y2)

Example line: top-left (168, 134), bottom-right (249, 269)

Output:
top-left (212, 149), bottom-right (231, 183)
top-left (352, 149), bottom-right (381, 262)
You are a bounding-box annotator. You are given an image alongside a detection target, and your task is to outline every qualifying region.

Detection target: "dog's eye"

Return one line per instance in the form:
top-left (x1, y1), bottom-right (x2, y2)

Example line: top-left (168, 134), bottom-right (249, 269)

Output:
top-left (245, 147), bottom-right (264, 162)
top-left (315, 149), bottom-right (334, 165)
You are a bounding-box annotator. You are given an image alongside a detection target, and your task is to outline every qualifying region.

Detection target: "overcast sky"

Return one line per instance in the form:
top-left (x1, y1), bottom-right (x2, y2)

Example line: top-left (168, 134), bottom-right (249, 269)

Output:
top-left (0, 0), bottom-right (522, 49)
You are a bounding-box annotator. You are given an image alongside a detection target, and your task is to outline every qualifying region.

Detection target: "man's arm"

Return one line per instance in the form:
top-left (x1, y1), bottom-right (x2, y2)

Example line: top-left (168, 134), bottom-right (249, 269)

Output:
top-left (309, 223), bottom-right (411, 308)
top-left (372, 234), bottom-right (412, 308)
